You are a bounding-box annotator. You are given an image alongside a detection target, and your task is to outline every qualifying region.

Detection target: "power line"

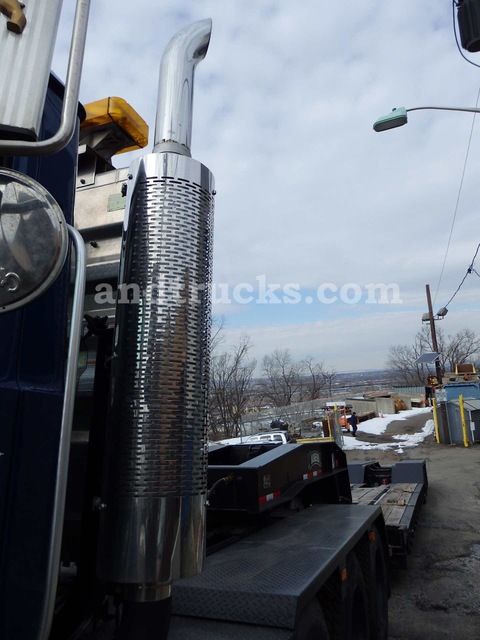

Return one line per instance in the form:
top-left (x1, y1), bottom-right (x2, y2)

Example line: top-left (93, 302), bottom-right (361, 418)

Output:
top-left (432, 82), bottom-right (480, 304)
top-left (447, 3), bottom-right (480, 309)
top-left (435, 3), bottom-right (480, 303)
top-left (442, 242), bottom-right (480, 309)
top-left (432, 86), bottom-right (480, 304)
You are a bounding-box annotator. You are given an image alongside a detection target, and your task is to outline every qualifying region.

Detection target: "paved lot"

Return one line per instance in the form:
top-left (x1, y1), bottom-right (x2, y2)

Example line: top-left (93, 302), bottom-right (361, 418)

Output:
top-left (346, 412), bottom-right (480, 639)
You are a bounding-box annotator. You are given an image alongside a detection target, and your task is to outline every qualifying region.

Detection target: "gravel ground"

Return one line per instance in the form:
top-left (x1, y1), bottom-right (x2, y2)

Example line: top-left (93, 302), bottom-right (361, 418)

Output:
top-left (346, 411), bottom-right (480, 640)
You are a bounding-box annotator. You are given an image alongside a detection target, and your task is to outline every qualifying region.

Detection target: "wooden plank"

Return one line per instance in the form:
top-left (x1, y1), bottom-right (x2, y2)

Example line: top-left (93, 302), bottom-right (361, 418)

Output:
top-left (352, 482), bottom-right (422, 528)
top-left (386, 505), bottom-right (409, 527)
top-left (376, 483), bottom-right (419, 527)
top-left (351, 486), bottom-right (388, 505)
top-left (380, 504), bottom-right (396, 523)
top-left (377, 484), bottom-right (416, 504)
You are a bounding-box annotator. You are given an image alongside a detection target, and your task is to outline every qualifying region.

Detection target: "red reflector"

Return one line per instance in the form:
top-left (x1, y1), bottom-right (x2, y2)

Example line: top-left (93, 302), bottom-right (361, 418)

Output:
top-left (259, 490), bottom-right (281, 505)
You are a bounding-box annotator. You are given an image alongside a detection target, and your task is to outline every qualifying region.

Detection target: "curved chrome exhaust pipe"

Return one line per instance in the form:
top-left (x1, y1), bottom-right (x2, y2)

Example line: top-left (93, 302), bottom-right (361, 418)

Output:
top-left (153, 18), bottom-right (212, 156)
top-left (97, 19), bottom-right (214, 607)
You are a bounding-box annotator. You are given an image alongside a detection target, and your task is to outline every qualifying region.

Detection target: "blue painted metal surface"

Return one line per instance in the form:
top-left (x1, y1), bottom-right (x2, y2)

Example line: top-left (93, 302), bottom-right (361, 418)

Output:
top-left (444, 381), bottom-right (480, 401)
top-left (0, 75), bottom-right (81, 639)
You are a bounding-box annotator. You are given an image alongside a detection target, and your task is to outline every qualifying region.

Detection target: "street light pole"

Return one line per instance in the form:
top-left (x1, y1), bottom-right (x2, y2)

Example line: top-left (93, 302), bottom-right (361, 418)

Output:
top-left (373, 104), bottom-right (466, 444)
top-left (373, 105), bottom-right (480, 132)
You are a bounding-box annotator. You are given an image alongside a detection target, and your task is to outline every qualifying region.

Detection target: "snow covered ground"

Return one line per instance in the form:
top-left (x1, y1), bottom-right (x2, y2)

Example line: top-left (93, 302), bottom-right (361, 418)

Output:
top-left (213, 408), bottom-right (435, 454)
top-left (342, 407), bottom-right (435, 454)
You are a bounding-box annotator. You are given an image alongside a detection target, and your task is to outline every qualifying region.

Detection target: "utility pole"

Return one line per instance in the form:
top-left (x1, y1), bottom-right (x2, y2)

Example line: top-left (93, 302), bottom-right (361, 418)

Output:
top-left (425, 284), bottom-right (443, 384)
top-left (425, 284), bottom-right (450, 444)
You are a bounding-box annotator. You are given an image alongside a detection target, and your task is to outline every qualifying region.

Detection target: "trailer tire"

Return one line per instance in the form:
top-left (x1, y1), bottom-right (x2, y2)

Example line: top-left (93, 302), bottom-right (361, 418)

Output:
top-left (344, 553), bottom-right (370, 640)
top-left (365, 526), bottom-right (389, 640)
top-left (116, 598), bottom-right (172, 640)
top-left (294, 599), bottom-right (330, 640)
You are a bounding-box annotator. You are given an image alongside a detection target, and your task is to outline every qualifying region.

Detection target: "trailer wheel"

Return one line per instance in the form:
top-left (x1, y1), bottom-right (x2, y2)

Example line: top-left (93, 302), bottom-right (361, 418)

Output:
top-left (294, 599), bottom-right (330, 640)
top-left (344, 553), bottom-right (370, 640)
top-left (116, 598), bottom-right (172, 640)
top-left (365, 526), bottom-right (389, 640)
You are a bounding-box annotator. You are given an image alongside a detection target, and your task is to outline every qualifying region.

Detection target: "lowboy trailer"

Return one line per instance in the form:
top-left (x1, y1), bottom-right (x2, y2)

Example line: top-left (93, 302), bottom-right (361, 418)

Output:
top-left (349, 459), bottom-right (428, 568)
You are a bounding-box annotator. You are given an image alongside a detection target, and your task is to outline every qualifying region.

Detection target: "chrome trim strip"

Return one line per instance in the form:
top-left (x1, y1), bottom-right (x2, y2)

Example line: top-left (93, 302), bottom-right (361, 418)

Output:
top-left (37, 224), bottom-right (87, 640)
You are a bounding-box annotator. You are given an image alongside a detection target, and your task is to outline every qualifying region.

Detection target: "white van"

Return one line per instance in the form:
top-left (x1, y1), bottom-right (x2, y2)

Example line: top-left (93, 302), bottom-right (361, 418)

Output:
top-left (244, 432), bottom-right (288, 445)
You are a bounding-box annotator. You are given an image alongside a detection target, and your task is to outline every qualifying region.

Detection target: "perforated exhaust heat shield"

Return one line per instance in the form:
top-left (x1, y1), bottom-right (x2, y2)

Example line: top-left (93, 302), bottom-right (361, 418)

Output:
top-left (97, 19), bottom-right (214, 602)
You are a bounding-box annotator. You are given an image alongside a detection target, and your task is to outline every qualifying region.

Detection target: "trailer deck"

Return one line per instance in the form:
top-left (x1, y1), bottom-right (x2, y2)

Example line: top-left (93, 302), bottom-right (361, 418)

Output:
top-left (207, 444), bottom-right (428, 568)
top-left (348, 460), bottom-right (428, 566)
top-left (171, 503), bottom-right (384, 638)
top-left (351, 483), bottom-right (418, 526)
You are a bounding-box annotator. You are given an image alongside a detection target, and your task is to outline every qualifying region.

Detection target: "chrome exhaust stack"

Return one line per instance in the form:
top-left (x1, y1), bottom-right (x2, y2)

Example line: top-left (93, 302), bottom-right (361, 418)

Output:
top-left (153, 19), bottom-right (211, 156)
top-left (97, 19), bottom-right (214, 605)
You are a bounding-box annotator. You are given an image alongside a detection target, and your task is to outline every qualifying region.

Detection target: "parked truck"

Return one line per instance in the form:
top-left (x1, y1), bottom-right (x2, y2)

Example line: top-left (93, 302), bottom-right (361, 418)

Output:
top-left (0, 4), bottom-right (427, 639)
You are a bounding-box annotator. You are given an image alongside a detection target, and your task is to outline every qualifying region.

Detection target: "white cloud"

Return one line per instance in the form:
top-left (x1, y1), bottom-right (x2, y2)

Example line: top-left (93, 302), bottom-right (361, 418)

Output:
top-left (53, 1), bottom-right (480, 371)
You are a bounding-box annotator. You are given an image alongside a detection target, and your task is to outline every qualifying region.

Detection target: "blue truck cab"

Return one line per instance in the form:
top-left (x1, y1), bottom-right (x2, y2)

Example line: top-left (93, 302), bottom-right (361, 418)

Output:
top-left (0, 73), bottom-right (83, 639)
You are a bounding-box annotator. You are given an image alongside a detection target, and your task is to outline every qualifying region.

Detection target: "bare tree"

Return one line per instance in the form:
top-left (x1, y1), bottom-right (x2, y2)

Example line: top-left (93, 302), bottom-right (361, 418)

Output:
top-left (386, 342), bottom-right (426, 386)
top-left (322, 369), bottom-right (337, 397)
top-left (300, 357), bottom-right (327, 401)
top-left (258, 350), bottom-right (337, 407)
top-left (386, 325), bottom-right (480, 384)
top-left (441, 328), bottom-right (480, 372)
top-left (211, 314), bottom-right (226, 353)
top-left (209, 335), bottom-right (256, 438)
top-left (259, 349), bottom-right (305, 407)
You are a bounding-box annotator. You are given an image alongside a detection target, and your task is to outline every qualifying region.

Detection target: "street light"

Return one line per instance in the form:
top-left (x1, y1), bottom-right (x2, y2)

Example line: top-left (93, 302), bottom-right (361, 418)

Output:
top-left (422, 308), bottom-right (448, 323)
top-left (373, 105), bottom-right (480, 132)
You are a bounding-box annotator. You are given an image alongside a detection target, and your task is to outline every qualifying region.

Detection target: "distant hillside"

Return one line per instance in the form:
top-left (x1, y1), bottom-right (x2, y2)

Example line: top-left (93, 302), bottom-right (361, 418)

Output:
top-left (330, 369), bottom-right (396, 396)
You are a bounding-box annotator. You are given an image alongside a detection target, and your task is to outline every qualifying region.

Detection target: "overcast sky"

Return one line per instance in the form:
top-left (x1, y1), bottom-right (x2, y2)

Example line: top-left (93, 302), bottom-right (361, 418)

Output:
top-left (55, 1), bottom-right (480, 372)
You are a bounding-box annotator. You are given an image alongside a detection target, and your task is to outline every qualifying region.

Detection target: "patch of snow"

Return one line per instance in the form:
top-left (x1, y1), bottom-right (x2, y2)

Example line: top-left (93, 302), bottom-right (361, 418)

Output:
top-left (215, 409), bottom-right (435, 455)
top-left (342, 408), bottom-right (434, 453)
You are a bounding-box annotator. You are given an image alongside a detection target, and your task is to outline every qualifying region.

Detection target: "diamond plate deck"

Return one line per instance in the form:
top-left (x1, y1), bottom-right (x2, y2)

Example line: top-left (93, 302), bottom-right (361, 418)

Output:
top-left (173, 503), bottom-right (382, 629)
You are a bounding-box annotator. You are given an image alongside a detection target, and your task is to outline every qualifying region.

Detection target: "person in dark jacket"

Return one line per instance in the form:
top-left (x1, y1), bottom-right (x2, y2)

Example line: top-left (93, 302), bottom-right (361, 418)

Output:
top-left (349, 412), bottom-right (358, 437)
